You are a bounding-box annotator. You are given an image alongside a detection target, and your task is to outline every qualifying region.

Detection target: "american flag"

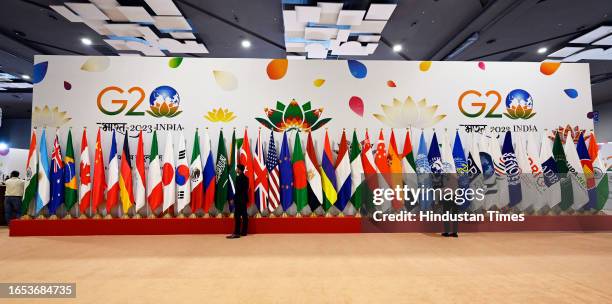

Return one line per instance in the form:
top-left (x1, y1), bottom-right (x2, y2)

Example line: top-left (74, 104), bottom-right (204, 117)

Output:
top-left (254, 130), bottom-right (269, 211)
top-left (265, 131), bottom-right (280, 212)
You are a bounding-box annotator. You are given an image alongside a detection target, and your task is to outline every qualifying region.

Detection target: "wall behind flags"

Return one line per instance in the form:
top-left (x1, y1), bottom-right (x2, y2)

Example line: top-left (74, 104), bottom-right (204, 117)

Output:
top-left (31, 56), bottom-right (594, 163)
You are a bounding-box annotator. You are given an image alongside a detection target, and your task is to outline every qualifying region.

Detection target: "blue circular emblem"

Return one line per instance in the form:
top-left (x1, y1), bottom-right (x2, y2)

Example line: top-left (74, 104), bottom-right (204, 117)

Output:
top-left (149, 86), bottom-right (180, 107)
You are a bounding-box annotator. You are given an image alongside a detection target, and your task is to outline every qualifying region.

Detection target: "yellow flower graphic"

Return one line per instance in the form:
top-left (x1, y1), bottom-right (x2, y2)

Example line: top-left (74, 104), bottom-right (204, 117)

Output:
top-left (204, 108), bottom-right (236, 123)
top-left (32, 105), bottom-right (71, 128)
top-left (373, 97), bottom-right (446, 128)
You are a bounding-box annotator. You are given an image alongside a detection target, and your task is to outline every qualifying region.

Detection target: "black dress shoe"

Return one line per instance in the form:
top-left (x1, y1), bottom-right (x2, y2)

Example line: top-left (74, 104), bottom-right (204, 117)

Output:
top-left (240, 233), bottom-right (247, 236)
top-left (226, 234), bottom-right (240, 239)
top-left (449, 233), bottom-right (458, 238)
top-left (441, 232), bottom-right (449, 237)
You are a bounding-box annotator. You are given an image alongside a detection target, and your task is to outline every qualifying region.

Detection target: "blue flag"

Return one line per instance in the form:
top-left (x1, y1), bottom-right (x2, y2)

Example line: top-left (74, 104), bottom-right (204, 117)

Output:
top-left (36, 129), bottom-right (51, 214)
top-left (428, 132), bottom-right (443, 174)
top-left (279, 132), bottom-right (293, 211)
top-left (416, 132), bottom-right (433, 210)
top-left (452, 131), bottom-right (470, 209)
top-left (49, 133), bottom-right (65, 215)
top-left (501, 131), bottom-right (522, 207)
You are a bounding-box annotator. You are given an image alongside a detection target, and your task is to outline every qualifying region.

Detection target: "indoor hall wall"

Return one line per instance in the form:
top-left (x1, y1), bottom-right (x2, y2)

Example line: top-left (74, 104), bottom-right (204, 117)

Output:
top-left (0, 118), bottom-right (31, 149)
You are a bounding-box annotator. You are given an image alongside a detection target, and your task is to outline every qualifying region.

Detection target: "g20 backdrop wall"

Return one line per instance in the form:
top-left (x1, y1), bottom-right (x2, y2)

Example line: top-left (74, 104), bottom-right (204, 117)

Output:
top-left (31, 56), bottom-right (594, 152)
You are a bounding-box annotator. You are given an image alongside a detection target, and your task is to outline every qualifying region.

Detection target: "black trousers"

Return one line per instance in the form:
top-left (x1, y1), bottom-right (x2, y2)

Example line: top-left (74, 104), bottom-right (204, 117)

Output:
top-left (442, 200), bottom-right (459, 234)
top-left (233, 208), bottom-right (248, 235)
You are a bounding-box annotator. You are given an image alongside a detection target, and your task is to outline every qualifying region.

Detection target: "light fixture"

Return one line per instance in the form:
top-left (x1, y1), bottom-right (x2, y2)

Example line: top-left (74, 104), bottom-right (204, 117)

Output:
top-left (537, 47), bottom-right (548, 54)
top-left (21, 75), bottom-right (30, 80)
top-left (81, 37), bottom-right (92, 45)
top-left (392, 44), bottom-right (402, 52)
top-left (241, 40), bottom-right (251, 48)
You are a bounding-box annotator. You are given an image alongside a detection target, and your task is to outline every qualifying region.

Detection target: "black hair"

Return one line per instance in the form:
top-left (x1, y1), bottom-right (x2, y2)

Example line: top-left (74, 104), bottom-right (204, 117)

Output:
top-left (10, 171), bottom-right (19, 178)
top-left (237, 164), bottom-right (245, 171)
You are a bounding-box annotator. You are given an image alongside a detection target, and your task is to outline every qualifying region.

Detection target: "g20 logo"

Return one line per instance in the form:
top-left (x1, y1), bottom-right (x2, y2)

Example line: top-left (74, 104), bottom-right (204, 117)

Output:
top-left (97, 85), bottom-right (181, 118)
top-left (458, 89), bottom-right (536, 119)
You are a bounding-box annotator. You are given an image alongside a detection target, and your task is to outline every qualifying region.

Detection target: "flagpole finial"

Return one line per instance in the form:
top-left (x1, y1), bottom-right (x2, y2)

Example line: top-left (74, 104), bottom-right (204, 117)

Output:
top-left (33, 126), bottom-right (37, 129)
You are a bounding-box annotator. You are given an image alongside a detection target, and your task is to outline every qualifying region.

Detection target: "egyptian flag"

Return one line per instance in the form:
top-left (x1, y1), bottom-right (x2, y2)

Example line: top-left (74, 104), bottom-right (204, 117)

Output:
top-left (239, 129), bottom-right (255, 208)
top-left (91, 129), bottom-right (106, 213)
top-left (106, 131), bottom-right (119, 214)
top-left (78, 128), bottom-right (91, 214)
top-left (279, 131), bottom-right (293, 211)
top-left (148, 131), bottom-right (163, 212)
top-left (321, 130), bottom-right (337, 211)
top-left (335, 130), bottom-right (352, 212)
top-left (588, 133), bottom-right (609, 211)
top-left (134, 131), bottom-right (146, 212)
top-left (119, 134), bottom-right (134, 214)
top-left (305, 131), bottom-right (322, 212)
top-left (501, 131), bottom-right (522, 207)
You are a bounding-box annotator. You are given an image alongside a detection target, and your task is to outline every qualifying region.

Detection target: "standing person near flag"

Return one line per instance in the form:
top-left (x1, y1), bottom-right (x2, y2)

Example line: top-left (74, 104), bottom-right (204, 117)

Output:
top-left (3, 171), bottom-right (24, 223)
top-left (227, 164), bottom-right (249, 239)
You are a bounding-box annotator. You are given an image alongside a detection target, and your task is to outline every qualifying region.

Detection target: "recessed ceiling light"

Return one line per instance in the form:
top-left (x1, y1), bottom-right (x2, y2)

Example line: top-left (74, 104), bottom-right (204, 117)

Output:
top-left (537, 47), bottom-right (548, 54)
top-left (81, 37), bottom-right (92, 46)
top-left (21, 75), bottom-right (30, 80)
top-left (393, 44), bottom-right (402, 52)
top-left (241, 40), bottom-right (251, 48)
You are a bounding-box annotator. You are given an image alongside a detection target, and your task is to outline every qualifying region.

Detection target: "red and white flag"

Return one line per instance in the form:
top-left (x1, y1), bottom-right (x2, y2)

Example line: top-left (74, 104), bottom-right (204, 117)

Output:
top-left (162, 131), bottom-right (175, 212)
top-left (134, 131), bottom-right (146, 211)
top-left (239, 129), bottom-right (255, 208)
top-left (176, 132), bottom-right (191, 212)
top-left (79, 128), bottom-right (92, 214)
top-left (254, 129), bottom-right (269, 211)
top-left (147, 131), bottom-right (163, 212)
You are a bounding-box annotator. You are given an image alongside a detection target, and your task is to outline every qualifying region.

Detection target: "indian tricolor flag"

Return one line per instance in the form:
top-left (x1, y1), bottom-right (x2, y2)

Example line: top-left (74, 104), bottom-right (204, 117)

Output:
top-left (21, 130), bottom-right (38, 216)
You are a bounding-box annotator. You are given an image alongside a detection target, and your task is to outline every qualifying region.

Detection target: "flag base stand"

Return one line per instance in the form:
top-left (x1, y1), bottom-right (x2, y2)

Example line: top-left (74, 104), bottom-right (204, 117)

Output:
top-left (91, 214), bottom-right (101, 219)
top-left (134, 214), bottom-right (142, 219)
top-left (189, 214), bottom-right (197, 218)
top-left (121, 214), bottom-right (130, 219)
top-left (203, 214), bottom-right (210, 218)
top-left (163, 213), bottom-right (172, 219)
top-left (48, 215), bottom-right (58, 220)
top-left (148, 214), bottom-right (157, 219)
top-left (104, 214), bottom-right (113, 219)
top-left (177, 213), bottom-right (185, 218)
top-left (338, 213), bottom-right (345, 218)
top-left (20, 215), bottom-right (32, 220)
top-left (63, 214), bottom-right (73, 220)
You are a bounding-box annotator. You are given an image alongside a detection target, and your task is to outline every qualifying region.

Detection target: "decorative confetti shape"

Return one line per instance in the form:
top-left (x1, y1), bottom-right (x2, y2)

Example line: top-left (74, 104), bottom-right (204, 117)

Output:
top-left (386, 80), bottom-right (397, 87)
top-left (419, 61), bottom-right (432, 72)
top-left (212, 70), bottom-right (238, 91)
top-left (349, 96), bottom-right (364, 117)
top-left (478, 62), bottom-right (485, 70)
top-left (168, 57), bottom-right (183, 68)
top-left (313, 78), bottom-right (325, 87)
top-left (32, 61), bottom-right (48, 84)
top-left (347, 60), bottom-right (367, 79)
top-left (564, 89), bottom-right (578, 99)
top-left (540, 61), bottom-right (561, 75)
top-left (266, 59), bottom-right (288, 80)
top-left (81, 57), bottom-right (110, 72)
top-left (63, 81), bottom-right (72, 90)
top-left (587, 112), bottom-right (594, 119)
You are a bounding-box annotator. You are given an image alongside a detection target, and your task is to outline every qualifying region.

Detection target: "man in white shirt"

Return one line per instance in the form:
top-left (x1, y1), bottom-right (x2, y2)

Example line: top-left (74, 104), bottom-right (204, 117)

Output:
top-left (3, 171), bottom-right (25, 223)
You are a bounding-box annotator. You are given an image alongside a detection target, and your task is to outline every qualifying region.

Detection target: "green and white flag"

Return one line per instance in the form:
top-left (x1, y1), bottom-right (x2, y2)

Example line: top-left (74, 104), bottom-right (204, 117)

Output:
top-left (215, 129), bottom-right (229, 211)
top-left (349, 130), bottom-right (365, 211)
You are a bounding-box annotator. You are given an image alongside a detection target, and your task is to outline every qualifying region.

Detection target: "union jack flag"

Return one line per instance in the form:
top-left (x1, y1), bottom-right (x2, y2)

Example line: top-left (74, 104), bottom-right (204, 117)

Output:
top-left (254, 130), bottom-right (269, 211)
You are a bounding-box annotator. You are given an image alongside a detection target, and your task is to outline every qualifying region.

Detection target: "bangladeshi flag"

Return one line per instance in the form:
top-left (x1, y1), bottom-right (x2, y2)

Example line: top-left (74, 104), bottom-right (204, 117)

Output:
top-left (292, 132), bottom-right (307, 212)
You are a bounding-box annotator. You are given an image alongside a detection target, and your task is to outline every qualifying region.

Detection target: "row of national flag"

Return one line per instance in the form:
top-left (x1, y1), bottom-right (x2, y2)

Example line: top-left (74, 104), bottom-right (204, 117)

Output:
top-left (21, 127), bottom-right (609, 218)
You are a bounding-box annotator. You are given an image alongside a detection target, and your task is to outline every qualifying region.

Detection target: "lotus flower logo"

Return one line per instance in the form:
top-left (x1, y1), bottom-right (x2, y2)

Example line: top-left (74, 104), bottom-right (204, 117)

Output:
top-left (373, 97), bottom-right (446, 128)
top-left (32, 105), bottom-right (72, 128)
top-left (204, 108), bottom-right (236, 123)
top-left (147, 85), bottom-right (182, 118)
top-left (503, 89), bottom-right (536, 119)
top-left (255, 99), bottom-right (331, 132)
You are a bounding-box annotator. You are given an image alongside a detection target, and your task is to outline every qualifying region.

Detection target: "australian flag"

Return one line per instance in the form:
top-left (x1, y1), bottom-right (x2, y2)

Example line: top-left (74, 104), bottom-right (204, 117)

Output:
top-left (49, 134), bottom-right (65, 215)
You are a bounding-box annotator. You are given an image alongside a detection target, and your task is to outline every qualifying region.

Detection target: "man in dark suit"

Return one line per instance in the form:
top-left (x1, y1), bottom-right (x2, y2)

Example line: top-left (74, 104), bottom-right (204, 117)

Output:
top-left (227, 164), bottom-right (249, 239)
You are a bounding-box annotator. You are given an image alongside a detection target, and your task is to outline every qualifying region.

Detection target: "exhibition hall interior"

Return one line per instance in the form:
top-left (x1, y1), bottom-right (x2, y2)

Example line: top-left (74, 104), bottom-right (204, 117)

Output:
top-left (1, 0), bottom-right (612, 303)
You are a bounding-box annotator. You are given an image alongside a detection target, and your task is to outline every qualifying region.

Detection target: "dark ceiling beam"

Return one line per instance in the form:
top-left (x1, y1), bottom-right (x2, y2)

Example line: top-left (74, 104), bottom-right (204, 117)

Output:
top-left (428, 0), bottom-right (525, 61)
top-left (175, 0), bottom-right (288, 52)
